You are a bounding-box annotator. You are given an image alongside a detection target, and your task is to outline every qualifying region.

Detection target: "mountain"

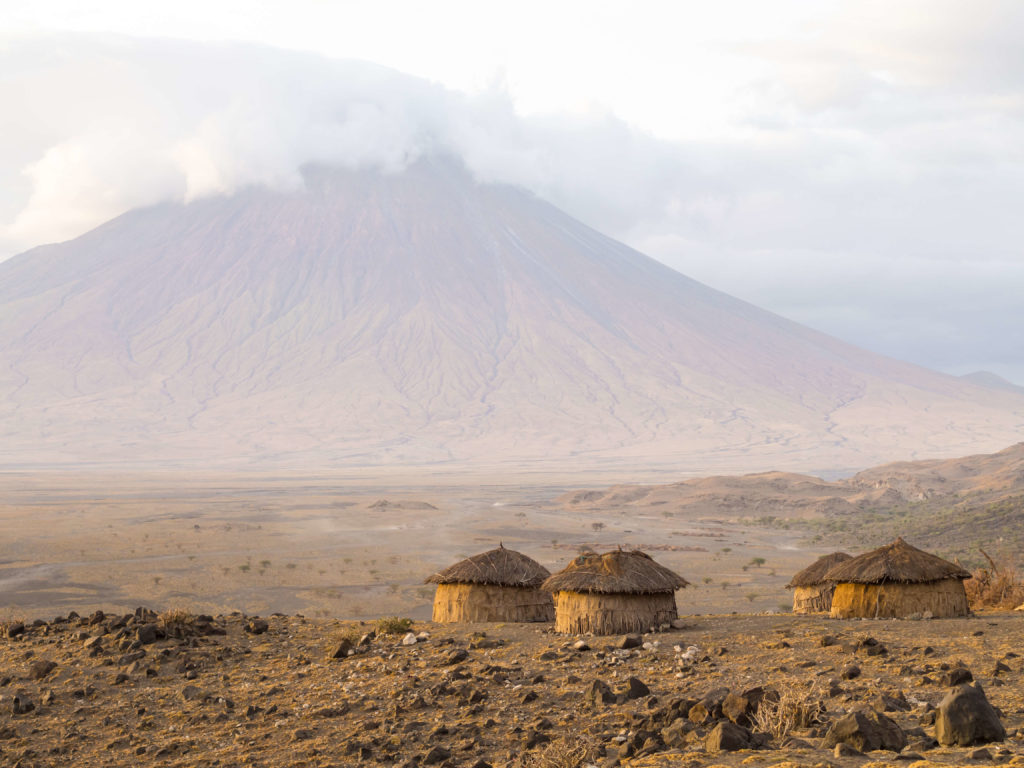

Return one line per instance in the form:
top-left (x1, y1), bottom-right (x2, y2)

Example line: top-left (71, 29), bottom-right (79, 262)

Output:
top-left (1, 159), bottom-right (1022, 473)
top-left (960, 371), bottom-right (1024, 396)
top-left (556, 442), bottom-right (1024, 560)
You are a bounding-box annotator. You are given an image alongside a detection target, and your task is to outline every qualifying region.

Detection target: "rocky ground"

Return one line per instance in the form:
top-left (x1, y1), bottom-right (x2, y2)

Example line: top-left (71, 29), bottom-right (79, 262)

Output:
top-left (2, 609), bottom-right (1024, 768)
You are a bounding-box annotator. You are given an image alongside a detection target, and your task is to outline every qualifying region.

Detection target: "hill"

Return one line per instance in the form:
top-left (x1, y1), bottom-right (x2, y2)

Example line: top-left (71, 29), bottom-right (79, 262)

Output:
top-left (1, 159), bottom-right (1022, 473)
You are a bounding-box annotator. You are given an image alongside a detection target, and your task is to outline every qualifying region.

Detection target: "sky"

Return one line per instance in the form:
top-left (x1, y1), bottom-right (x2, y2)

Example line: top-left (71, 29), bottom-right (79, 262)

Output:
top-left (2, 1), bottom-right (1023, 383)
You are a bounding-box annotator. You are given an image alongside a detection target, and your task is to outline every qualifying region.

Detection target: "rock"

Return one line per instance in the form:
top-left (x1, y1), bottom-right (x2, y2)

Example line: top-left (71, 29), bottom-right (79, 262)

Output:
top-left (968, 747), bottom-right (993, 760)
top-left (83, 635), bottom-right (103, 650)
top-left (245, 618), bottom-right (269, 635)
top-left (722, 691), bottom-right (754, 725)
top-left (572, 640), bottom-right (591, 651)
top-left (330, 638), bottom-right (353, 659)
top-left (941, 668), bottom-right (974, 687)
top-left (292, 728), bottom-right (313, 742)
top-left (841, 664), bottom-right (862, 680)
top-left (823, 709), bottom-right (907, 752)
top-left (619, 634), bottom-right (643, 649)
top-left (661, 719), bottom-right (692, 748)
top-left (586, 679), bottom-right (616, 708)
top-left (834, 742), bottom-right (864, 757)
top-left (820, 634), bottom-right (840, 647)
top-left (181, 685), bottom-right (205, 702)
top-left (4, 622), bottom-right (25, 639)
top-left (135, 623), bottom-right (159, 644)
top-left (624, 677), bottom-right (650, 700)
top-left (28, 660), bottom-right (57, 680)
top-left (444, 649), bottom-right (469, 665)
top-left (11, 694), bottom-right (34, 715)
top-left (401, 632), bottom-right (418, 646)
top-left (706, 721), bottom-right (752, 751)
top-left (422, 745), bottom-right (451, 764)
top-left (934, 684), bottom-right (1006, 746)
top-left (670, 619), bottom-right (688, 630)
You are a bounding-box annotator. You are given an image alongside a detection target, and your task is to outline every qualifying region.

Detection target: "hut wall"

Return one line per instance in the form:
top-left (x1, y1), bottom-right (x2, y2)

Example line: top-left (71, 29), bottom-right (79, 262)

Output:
top-left (829, 578), bottom-right (968, 619)
top-left (552, 591), bottom-right (678, 635)
top-left (431, 583), bottom-right (554, 623)
top-left (792, 584), bottom-right (835, 614)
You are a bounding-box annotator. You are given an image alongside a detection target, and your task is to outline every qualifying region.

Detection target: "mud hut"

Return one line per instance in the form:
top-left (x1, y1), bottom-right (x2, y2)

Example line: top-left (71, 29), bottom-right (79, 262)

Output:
top-left (824, 537), bottom-right (971, 619)
top-left (426, 545), bottom-right (554, 623)
top-left (786, 552), bottom-right (852, 614)
top-left (542, 549), bottom-right (689, 635)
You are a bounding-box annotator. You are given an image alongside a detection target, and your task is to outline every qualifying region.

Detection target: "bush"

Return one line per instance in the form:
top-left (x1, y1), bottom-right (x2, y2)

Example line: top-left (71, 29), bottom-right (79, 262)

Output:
top-left (375, 616), bottom-right (413, 635)
top-left (523, 736), bottom-right (597, 768)
top-left (965, 549), bottom-right (1024, 609)
top-left (752, 686), bottom-right (825, 740)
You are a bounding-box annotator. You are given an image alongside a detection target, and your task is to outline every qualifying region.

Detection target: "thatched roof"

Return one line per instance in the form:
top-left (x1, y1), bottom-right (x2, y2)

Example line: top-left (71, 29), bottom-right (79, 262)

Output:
top-left (822, 538), bottom-right (970, 585)
top-left (541, 549), bottom-right (689, 595)
top-left (786, 552), bottom-right (852, 588)
top-left (425, 545), bottom-right (550, 588)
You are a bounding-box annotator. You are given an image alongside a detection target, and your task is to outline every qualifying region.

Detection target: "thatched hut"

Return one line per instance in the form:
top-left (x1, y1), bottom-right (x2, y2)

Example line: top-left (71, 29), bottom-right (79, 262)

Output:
top-left (786, 552), bottom-right (852, 614)
top-left (824, 537), bottom-right (971, 619)
top-left (542, 549), bottom-right (689, 635)
top-left (425, 545), bottom-right (554, 623)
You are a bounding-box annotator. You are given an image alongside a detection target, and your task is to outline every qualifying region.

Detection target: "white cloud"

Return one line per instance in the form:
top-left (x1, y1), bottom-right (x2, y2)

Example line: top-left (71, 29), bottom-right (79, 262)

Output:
top-left (0, 14), bottom-right (1023, 383)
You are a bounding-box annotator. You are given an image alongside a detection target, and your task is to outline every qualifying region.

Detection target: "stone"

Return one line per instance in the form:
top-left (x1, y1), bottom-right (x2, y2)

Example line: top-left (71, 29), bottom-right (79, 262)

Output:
top-left (330, 638), bottom-right (353, 660)
top-left (820, 634), bottom-right (840, 647)
top-left (135, 623), bottom-right (159, 644)
top-left (661, 719), bottom-right (692, 748)
top-left (11, 694), bottom-right (34, 715)
top-left (934, 684), bottom-right (1006, 747)
top-left (572, 640), bottom-right (591, 651)
top-left (625, 676), bottom-right (650, 700)
top-left (401, 632), bottom-right (418, 646)
top-left (834, 742), bottom-right (863, 757)
top-left (941, 668), bottom-right (974, 687)
top-left (706, 721), bottom-right (752, 751)
top-left (445, 649), bottom-right (469, 665)
top-left (181, 685), bottom-right (206, 702)
top-left (823, 709), bottom-right (907, 752)
top-left (722, 691), bottom-right (753, 725)
top-left (586, 679), bottom-right (616, 708)
top-left (841, 664), bottom-right (862, 680)
top-left (28, 660), bottom-right (57, 680)
top-left (619, 634), bottom-right (643, 649)
top-left (83, 635), bottom-right (103, 650)
top-left (4, 622), bottom-right (25, 639)
top-left (422, 745), bottom-right (451, 764)
top-left (245, 618), bottom-right (269, 635)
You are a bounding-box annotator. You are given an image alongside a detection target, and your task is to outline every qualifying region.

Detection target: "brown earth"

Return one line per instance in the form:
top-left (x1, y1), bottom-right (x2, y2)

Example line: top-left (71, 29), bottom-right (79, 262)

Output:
top-left (2, 609), bottom-right (1024, 767)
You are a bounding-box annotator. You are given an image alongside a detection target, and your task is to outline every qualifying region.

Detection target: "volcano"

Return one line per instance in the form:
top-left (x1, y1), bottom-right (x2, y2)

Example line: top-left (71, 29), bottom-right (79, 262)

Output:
top-left (1, 159), bottom-right (1021, 474)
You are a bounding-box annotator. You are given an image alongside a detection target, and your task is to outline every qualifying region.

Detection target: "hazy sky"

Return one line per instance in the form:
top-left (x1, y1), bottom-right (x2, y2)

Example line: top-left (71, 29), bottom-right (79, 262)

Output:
top-left (2, 1), bottom-right (1023, 382)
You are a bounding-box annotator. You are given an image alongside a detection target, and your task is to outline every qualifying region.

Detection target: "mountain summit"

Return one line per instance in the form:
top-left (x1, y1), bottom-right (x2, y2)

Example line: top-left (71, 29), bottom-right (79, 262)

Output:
top-left (1, 159), bottom-right (1021, 473)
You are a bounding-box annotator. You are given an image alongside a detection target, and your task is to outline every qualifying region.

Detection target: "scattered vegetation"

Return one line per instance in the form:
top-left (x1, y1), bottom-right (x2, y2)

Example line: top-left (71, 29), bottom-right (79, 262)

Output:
top-left (375, 616), bottom-right (413, 635)
top-left (752, 686), bottom-right (825, 740)
top-left (965, 548), bottom-right (1024, 610)
top-left (159, 606), bottom-right (196, 633)
top-left (523, 735), bottom-right (597, 768)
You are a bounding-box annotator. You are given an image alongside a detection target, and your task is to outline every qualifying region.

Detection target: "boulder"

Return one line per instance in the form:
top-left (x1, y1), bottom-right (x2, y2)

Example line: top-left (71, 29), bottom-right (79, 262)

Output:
top-left (934, 684), bottom-right (1005, 747)
top-left (706, 721), bottom-right (752, 751)
top-left (586, 679), bottom-right (616, 708)
top-left (619, 634), bottom-right (643, 650)
top-left (823, 709), bottom-right (907, 752)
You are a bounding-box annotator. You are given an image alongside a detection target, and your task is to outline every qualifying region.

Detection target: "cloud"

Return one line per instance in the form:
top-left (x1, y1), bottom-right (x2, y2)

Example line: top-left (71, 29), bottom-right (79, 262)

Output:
top-left (0, 20), bottom-right (1023, 383)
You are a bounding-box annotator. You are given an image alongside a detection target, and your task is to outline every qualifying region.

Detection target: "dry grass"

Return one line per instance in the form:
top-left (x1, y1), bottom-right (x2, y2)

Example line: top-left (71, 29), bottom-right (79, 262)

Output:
top-left (375, 616), bottom-right (413, 635)
top-left (523, 736), bottom-right (597, 768)
top-left (965, 549), bottom-right (1024, 610)
top-left (752, 686), bottom-right (825, 741)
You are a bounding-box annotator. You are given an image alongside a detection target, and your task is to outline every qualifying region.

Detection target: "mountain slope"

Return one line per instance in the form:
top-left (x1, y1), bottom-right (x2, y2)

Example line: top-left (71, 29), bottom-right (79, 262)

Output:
top-left (1, 159), bottom-right (1021, 472)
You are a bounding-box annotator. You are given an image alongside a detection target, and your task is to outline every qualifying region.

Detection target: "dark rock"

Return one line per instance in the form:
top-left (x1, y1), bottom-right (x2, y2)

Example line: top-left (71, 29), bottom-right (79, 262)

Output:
top-left (841, 664), bottom-right (862, 680)
top-left (28, 660), bottom-right (57, 680)
top-left (823, 709), bottom-right (907, 752)
top-left (135, 624), bottom-right (158, 644)
top-left (968, 747), bottom-right (993, 760)
top-left (619, 634), bottom-right (643, 650)
top-left (586, 679), bottom-right (615, 708)
top-left (722, 692), bottom-right (754, 725)
top-left (820, 634), bottom-right (840, 647)
top-left (935, 684), bottom-right (1005, 746)
top-left (706, 721), bottom-right (752, 752)
top-left (292, 728), bottom-right (313, 742)
top-left (330, 638), bottom-right (353, 660)
top-left (421, 745), bottom-right (451, 764)
top-left (941, 668), bottom-right (974, 687)
top-left (11, 695), bottom-right (34, 715)
top-left (245, 618), bottom-right (269, 635)
top-left (661, 719), bottom-right (692, 748)
top-left (181, 685), bottom-right (206, 702)
top-left (4, 623), bottom-right (25, 639)
top-left (445, 649), bottom-right (469, 665)
top-left (624, 677), bottom-right (650, 700)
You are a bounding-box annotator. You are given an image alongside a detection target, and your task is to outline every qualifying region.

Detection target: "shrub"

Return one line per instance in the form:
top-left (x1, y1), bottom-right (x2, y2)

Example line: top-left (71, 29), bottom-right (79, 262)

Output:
top-left (752, 686), bottom-right (825, 740)
top-left (965, 549), bottom-right (1024, 609)
top-left (523, 736), bottom-right (597, 768)
top-left (375, 616), bottom-right (413, 635)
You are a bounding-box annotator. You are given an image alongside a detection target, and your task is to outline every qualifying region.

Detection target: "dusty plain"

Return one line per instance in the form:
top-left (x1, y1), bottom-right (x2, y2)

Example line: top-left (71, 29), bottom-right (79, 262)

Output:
top-left (0, 471), bottom-right (811, 621)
